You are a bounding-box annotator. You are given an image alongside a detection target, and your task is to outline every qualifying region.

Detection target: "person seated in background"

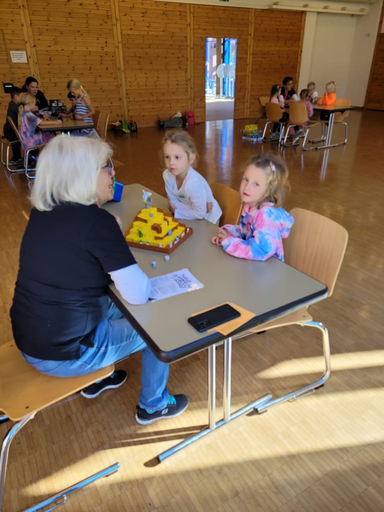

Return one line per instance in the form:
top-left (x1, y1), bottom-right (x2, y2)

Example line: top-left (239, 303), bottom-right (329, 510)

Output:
top-left (307, 81), bottom-right (318, 104)
top-left (66, 78), bottom-right (98, 138)
top-left (289, 89), bottom-right (314, 144)
top-left (317, 81), bottom-right (336, 106)
top-left (3, 87), bottom-right (22, 164)
top-left (269, 84), bottom-right (288, 137)
top-left (10, 135), bottom-right (189, 425)
top-left (279, 76), bottom-right (300, 107)
top-left (18, 93), bottom-right (60, 152)
top-left (59, 92), bottom-right (77, 119)
top-left (21, 76), bottom-right (49, 111)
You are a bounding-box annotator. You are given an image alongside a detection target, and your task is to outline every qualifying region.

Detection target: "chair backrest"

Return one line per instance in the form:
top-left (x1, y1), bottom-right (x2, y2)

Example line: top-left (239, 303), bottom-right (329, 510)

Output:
top-left (0, 341), bottom-right (115, 421)
top-left (265, 102), bottom-right (284, 123)
top-left (259, 96), bottom-right (270, 108)
top-left (210, 182), bottom-right (242, 227)
top-left (334, 98), bottom-right (351, 122)
top-left (97, 112), bottom-right (110, 139)
top-left (288, 102), bottom-right (308, 126)
top-left (7, 116), bottom-right (22, 144)
top-left (93, 110), bottom-right (100, 131)
top-left (283, 208), bottom-right (348, 297)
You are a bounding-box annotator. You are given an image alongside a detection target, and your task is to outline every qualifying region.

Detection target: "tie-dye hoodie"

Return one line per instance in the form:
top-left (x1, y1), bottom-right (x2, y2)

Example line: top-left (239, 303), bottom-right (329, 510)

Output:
top-left (221, 202), bottom-right (294, 261)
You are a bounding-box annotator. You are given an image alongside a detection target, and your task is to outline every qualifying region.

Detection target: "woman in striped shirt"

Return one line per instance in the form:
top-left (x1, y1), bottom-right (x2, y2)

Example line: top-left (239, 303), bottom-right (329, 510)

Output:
top-left (67, 79), bottom-right (98, 138)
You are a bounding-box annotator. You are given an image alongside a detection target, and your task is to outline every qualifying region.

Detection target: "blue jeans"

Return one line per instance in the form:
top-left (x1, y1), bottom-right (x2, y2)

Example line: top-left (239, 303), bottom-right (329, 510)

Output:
top-left (22, 300), bottom-right (169, 412)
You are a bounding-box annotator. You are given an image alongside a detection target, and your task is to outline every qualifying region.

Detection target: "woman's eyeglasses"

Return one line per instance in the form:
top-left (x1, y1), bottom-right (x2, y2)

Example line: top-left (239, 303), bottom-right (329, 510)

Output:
top-left (104, 161), bottom-right (114, 176)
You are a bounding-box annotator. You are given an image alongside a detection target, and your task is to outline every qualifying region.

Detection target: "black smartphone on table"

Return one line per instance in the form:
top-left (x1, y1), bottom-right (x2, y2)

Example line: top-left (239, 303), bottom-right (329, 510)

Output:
top-left (188, 304), bottom-right (241, 332)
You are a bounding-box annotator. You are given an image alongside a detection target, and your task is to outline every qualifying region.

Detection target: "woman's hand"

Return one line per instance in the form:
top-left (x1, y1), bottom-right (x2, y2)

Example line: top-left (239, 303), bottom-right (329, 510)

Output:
top-left (74, 114), bottom-right (82, 120)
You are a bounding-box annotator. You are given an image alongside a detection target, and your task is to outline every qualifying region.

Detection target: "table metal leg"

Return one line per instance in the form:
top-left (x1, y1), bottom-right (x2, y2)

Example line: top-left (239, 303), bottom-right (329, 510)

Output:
top-left (158, 340), bottom-right (272, 462)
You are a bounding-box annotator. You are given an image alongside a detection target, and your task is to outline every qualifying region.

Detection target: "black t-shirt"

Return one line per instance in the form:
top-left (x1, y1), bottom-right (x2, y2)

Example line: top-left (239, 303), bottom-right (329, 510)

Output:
top-left (10, 203), bottom-right (136, 360)
top-left (3, 101), bottom-right (19, 140)
top-left (21, 87), bottom-right (49, 110)
top-left (281, 86), bottom-right (297, 101)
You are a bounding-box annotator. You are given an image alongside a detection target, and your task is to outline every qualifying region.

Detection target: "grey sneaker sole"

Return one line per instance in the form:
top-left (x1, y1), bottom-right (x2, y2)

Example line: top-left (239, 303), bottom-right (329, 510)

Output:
top-left (135, 401), bottom-right (189, 425)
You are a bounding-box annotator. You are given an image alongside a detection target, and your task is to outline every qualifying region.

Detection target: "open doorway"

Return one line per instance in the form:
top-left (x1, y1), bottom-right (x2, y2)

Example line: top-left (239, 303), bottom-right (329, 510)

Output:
top-left (205, 37), bottom-right (237, 121)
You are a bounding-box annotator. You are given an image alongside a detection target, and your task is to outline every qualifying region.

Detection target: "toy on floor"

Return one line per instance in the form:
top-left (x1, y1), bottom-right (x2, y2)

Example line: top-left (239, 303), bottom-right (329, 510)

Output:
top-left (242, 124), bottom-right (263, 143)
top-left (125, 190), bottom-right (193, 254)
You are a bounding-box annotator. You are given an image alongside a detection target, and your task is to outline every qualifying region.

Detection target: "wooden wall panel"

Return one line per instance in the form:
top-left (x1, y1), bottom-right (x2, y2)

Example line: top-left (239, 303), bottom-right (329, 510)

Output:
top-left (0, 0), bottom-right (305, 128)
top-left (27, 0), bottom-right (123, 119)
top-left (365, 35), bottom-right (384, 110)
top-left (119, 0), bottom-right (190, 127)
top-left (249, 10), bottom-right (305, 118)
top-left (0, 2), bottom-right (31, 124)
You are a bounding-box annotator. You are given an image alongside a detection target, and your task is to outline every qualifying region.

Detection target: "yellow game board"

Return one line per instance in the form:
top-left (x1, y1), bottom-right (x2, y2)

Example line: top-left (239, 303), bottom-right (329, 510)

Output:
top-left (125, 207), bottom-right (193, 253)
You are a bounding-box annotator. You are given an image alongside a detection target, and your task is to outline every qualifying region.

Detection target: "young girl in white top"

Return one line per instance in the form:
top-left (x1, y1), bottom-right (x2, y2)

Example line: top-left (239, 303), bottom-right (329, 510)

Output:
top-left (162, 129), bottom-right (222, 224)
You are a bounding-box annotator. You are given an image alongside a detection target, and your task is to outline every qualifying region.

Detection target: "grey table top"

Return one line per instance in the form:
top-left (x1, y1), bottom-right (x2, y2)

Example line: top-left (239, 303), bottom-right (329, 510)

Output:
top-left (313, 105), bottom-right (353, 113)
top-left (105, 184), bottom-right (327, 363)
top-left (39, 118), bottom-right (94, 132)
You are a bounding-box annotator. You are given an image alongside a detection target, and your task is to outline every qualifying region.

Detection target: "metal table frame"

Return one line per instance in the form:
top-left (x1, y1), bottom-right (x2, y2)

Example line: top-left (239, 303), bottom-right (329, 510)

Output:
top-left (105, 185), bottom-right (328, 462)
top-left (303, 105), bottom-right (353, 150)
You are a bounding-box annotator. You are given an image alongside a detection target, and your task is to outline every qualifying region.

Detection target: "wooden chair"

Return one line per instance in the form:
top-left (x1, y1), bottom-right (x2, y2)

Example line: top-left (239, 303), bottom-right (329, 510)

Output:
top-left (255, 96), bottom-right (270, 124)
top-left (1, 131), bottom-right (24, 174)
top-left (210, 182), bottom-right (242, 227)
top-left (7, 116), bottom-right (46, 180)
top-left (283, 102), bottom-right (319, 148)
top-left (239, 208), bottom-right (348, 414)
top-left (332, 98), bottom-right (351, 145)
top-left (97, 112), bottom-right (110, 139)
top-left (262, 103), bottom-right (287, 144)
top-left (0, 342), bottom-right (119, 511)
top-left (93, 109), bottom-right (100, 132)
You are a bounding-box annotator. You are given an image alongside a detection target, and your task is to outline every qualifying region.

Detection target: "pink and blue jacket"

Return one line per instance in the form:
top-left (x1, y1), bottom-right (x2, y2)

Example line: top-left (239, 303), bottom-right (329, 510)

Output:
top-left (221, 202), bottom-right (294, 261)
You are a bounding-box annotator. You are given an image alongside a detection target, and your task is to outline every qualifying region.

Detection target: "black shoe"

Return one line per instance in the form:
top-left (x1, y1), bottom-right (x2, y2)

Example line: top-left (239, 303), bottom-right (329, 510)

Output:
top-left (135, 394), bottom-right (189, 425)
top-left (9, 157), bottom-right (23, 165)
top-left (80, 370), bottom-right (127, 399)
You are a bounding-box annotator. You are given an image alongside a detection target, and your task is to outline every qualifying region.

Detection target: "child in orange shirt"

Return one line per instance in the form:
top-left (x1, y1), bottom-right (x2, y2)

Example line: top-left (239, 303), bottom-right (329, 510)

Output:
top-left (317, 81), bottom-right (336, 106)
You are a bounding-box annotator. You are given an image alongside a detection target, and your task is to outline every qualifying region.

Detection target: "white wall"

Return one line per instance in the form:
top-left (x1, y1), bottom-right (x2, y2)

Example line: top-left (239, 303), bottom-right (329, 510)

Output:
top-left (299, 0), bottom-right (383, 106)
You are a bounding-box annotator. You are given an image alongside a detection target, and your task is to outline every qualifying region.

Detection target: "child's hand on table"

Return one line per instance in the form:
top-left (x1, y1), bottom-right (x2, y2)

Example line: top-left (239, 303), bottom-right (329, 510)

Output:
top-left (211, 228), bottom-right (230, 246)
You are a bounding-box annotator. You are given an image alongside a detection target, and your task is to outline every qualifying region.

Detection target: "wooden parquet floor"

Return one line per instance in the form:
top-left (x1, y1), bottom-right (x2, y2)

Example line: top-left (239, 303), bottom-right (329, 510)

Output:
top-left (1, 111), bottom-right (384, 511)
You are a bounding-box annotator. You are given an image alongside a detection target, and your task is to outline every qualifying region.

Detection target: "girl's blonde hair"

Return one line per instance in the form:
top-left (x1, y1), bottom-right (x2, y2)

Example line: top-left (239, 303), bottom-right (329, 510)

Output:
top-left (300, 88), bottom-right (309, 101)
top-left (243, 152), bottom-right (290, 208)
top-left (162, 129), bottom-right (198, 168)
top-left (66, 78), bottom-right (87, 96)
top-left (31, 135), bottom-right (113, 211)
top-left (326, 81), bottom-right (336, 93)
top-left (18, 92), bottom-right (36, 126)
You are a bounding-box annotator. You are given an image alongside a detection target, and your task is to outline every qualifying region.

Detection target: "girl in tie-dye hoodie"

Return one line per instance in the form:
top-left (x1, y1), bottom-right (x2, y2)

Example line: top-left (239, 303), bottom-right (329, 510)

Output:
top-left (211, 153), bottom-right (294, 261)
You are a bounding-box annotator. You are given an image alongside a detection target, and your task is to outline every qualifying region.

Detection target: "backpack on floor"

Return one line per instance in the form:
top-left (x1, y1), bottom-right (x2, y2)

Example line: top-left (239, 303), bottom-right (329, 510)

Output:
top-left (185, 111), bottom-right (195, 126)
top-left (158, 117), bottom-right (183, 129)
top-left (128, 120), bottom-right (138, 133)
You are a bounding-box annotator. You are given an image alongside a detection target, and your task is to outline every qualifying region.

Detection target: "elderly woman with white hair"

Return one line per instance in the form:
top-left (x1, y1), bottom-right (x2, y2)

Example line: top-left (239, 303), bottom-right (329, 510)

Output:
top-left (10, 135), bottom-right (188, 425)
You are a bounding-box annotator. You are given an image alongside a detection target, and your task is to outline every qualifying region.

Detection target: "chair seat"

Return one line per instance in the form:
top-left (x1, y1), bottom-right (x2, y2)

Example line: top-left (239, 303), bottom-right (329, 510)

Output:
top-left (239, 307), bottom-right (313, 336)
top-left (0, 342), bottom-right (114, 421)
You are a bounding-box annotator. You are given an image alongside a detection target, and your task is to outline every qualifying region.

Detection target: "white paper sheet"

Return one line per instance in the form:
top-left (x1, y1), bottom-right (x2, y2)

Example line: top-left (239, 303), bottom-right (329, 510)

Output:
top-left (149, 268), bottom-right (204, 301)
